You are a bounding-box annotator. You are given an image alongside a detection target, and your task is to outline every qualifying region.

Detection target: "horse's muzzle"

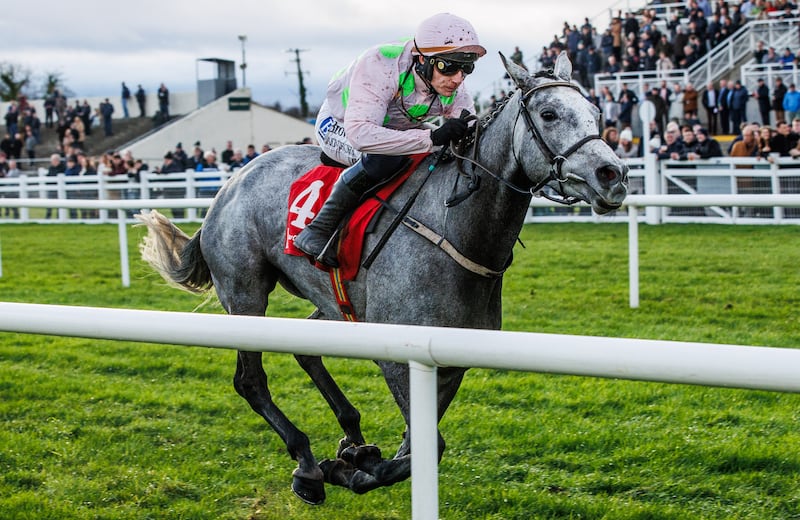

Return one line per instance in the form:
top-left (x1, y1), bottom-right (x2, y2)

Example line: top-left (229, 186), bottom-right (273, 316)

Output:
top-left (592, 163), bottom-right (628, 213)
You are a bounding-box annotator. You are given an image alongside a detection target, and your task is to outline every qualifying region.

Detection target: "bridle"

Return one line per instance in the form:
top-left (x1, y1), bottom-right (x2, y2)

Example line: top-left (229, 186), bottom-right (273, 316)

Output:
top-left (516, 79), bottom-right (603, 203)
top-left (447, 75), bottom-right (602, 206)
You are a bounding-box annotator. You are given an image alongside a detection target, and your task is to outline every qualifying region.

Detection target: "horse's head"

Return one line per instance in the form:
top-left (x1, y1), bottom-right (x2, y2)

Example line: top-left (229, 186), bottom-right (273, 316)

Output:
top-left (501, 51), bottom-right (628, 214)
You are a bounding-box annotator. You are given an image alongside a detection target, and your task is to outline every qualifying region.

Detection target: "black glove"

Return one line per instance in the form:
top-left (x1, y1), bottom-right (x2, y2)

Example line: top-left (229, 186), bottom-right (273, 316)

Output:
top-left (431, 116), bottom-right (469, 146)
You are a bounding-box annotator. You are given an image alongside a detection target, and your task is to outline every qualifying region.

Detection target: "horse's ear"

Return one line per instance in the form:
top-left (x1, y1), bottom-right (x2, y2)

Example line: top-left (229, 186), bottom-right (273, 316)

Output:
top-left (499, 52), bottom-right (529, 90)
top-left (554, 51), bottom-right (573, 82)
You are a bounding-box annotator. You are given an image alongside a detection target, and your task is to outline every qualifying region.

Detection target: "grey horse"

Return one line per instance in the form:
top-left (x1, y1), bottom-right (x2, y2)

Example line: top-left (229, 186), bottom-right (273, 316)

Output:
top-left (136, 52), bottom-right (628, 505)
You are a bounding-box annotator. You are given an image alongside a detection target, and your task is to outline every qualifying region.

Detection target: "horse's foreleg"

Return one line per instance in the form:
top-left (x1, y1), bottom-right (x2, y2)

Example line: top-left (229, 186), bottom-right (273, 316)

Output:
top-left (234, 351), bottom-right (325, 505)
top-left (294, 354), bottom-right (366, 451)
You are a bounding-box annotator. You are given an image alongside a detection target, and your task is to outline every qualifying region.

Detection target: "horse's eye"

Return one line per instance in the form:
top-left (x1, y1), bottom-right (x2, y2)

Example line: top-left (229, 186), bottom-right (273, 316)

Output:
top-left (540, 110), bottom-right (557, 122)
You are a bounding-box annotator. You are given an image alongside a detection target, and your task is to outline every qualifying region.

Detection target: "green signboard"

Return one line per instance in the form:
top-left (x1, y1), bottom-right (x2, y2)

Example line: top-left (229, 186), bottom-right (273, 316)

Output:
top-left (228, 97), bottom-right (251, 111)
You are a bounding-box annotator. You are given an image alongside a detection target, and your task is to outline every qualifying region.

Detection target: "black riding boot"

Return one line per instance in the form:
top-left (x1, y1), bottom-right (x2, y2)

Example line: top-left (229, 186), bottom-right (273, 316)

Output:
top-left (294, 162), bottom-right (366, 267)
top-left (294, 154), bottom-right (410, 267)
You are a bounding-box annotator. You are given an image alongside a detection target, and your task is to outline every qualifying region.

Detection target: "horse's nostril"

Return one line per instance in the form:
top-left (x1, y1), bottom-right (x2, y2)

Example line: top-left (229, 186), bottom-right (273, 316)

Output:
top-left (596, 166), bottom-right (618, 187)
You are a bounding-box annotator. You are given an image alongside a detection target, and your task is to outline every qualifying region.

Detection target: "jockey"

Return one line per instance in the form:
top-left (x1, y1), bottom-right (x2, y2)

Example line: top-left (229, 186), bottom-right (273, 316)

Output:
top-left (294, 12), bottom-right (486, 267)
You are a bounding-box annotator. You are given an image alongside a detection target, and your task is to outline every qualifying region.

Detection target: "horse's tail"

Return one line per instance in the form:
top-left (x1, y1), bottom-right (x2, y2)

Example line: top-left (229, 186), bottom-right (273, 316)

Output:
top-left (135, 210), bottom-right (213, 294)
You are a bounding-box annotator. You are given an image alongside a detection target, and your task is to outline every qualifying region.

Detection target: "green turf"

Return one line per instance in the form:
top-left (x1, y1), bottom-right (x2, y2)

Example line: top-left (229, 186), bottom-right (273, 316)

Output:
top-left (0, 222), bottom-right (798, 519)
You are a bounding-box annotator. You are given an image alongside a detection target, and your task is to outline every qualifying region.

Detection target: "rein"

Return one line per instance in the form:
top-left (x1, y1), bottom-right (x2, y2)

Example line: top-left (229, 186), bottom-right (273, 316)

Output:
top-left (362, 75), bottom-right (602, 279)
top-left (447, 76), bottom-right (602, 206)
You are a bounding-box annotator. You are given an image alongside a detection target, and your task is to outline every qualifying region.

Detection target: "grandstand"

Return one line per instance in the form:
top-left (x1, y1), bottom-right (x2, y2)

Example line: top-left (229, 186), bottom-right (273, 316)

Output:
top-left (523, 1), bottom-right (800, 141)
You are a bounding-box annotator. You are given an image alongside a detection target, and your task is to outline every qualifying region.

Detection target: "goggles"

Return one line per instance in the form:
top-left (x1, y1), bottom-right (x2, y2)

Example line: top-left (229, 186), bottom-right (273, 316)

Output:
top-left (432, 56), bottom-right (475, 76)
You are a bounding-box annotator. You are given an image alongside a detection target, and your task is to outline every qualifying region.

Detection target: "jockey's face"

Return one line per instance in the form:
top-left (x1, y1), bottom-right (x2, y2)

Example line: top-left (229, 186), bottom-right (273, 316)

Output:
top-left (419, 55), bottom-right (472, 98)
top-left (429, 66), bottom-right (466, 97)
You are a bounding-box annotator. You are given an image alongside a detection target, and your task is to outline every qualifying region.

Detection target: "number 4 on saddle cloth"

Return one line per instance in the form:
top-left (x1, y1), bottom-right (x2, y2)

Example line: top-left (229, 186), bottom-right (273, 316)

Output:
top-left (284, 153), bottom-right (429, 282)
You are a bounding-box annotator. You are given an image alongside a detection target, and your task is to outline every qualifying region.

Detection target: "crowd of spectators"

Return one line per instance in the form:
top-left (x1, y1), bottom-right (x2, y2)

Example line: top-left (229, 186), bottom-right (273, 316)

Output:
top-left (1, 81), bottom-right (173, 176)
top-left (599, 110), bottom-right (800, 164)
top-left (0, 74), bottom-right (321, 218)
top-left (726, 117), bottom-right (800, 158)
top-left (539, 0), bottom-right (800, 90)
top-left (1, 96), bottom-right (42, 168)
top-left (510, 0), bottom-right (800, 161)
top-left (598, 118), bottom-right (725, 160)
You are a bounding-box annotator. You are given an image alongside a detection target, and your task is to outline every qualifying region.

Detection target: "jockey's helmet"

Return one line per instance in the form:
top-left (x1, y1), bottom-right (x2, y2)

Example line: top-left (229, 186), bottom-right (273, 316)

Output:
top-left (413, 13), bottom-right (486, 57)
top-left (413, 13), bottom-right (486, 82)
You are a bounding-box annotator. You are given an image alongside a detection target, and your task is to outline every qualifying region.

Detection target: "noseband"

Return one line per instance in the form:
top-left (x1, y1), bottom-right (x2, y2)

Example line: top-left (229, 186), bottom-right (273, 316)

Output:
top-left (516, 79), bottom-right (603, 204)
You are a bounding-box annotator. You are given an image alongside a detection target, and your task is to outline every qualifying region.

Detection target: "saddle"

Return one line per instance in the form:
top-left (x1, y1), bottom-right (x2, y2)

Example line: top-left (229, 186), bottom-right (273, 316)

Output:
top-left (284, 154), bottom-right (429, 281)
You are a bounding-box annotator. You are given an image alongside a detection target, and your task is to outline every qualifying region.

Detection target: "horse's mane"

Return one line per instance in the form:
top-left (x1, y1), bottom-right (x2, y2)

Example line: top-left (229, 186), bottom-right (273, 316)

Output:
top-left (476, 69), bottom-right (558, 129)
top-left (532, 69), bottom-right (558, 80)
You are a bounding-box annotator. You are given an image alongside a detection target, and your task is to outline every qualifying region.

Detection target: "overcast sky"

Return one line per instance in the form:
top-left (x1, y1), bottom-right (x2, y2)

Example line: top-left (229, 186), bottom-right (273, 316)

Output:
top-left (5, 1), bottom-right (613, 112)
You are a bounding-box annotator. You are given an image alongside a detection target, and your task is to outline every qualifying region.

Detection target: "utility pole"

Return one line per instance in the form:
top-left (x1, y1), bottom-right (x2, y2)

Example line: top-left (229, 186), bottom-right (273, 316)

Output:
top-left (238, 35), bottom-right (247, 87)
top-left (286, 48), bottom-right (309, 119)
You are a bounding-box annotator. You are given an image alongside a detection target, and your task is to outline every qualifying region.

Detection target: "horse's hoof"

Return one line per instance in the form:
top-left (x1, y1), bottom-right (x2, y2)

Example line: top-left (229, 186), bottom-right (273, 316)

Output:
top-left (340, 443), bottom-right (382, 472)
top-left (319, 458), bottom-right (355, 488)
top-left (291, 470), bottom-right (326, 505)
top-left (336, 437), bottom-right (354, 458)
top-left (348, 470), bottom-right (384, 495)
top-left (373, 459), bottom-right (409, 485)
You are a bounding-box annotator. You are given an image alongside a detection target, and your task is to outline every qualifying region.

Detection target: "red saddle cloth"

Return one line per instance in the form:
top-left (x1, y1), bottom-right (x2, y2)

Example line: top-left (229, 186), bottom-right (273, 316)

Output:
top-left (284, 154), bottom-right (428, 280)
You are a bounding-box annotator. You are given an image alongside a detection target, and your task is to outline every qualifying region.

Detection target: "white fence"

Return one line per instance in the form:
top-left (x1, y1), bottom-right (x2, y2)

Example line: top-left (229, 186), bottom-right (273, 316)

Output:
top-left (529, 157), bottom-right (800, 225)
top-left (622, 193), bottom-right (800, 307)
top-left (0, 169), bottom-right (232, 224)
top-left (3, 159), bottom-right (800, 225)
top-left (3, 195), bottom-right (800, 307)
top-left (1, 301), bottom-right (799, 520)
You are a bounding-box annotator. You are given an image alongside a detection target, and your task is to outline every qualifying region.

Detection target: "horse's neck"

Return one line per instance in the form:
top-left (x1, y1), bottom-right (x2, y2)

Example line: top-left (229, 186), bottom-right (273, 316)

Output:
top-left (437, 113), bottom-right (534, 271)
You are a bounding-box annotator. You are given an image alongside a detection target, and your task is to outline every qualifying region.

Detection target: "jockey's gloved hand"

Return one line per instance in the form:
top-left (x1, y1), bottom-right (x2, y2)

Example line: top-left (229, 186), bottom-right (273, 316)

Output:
top-left (431, 112), bottom-right (470, 146)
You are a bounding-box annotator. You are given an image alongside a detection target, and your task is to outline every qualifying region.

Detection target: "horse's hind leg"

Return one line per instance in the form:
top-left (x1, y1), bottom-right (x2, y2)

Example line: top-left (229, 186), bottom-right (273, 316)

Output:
top-left (234, 351), bottom-right (325, 505)
top-left (294, 311), bottom-right (367, 454)
top-left (214, 264), bottom-right (325, 504)
top-left (295, 354), bottom-right (366, 450)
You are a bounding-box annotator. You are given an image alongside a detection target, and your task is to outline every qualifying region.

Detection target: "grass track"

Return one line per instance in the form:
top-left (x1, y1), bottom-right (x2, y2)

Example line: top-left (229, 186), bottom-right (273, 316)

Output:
top-left (0, 222), bottom-right (799, 519)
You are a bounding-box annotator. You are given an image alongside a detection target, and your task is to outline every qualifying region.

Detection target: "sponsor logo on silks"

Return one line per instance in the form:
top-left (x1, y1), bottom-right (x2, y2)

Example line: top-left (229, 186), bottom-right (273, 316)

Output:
top-left (317, 116), bottom-right (334, 141)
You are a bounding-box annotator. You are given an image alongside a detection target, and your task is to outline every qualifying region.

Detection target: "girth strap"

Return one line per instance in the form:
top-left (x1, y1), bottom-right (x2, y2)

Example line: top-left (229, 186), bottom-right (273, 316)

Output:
top-left (329, 268), bottom-right (358, 321)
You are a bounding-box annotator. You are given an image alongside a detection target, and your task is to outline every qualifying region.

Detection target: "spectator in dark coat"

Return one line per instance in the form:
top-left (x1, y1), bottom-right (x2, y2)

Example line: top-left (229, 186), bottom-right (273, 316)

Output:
top-left (754, 78), bottom-right (771, 126)
top-left (172, 142), bottom-right (189, 169)
top-left (100, 99), bottom-right (114, 137)
top-left (718, 79), bottom-right (732, 134)
top-left (729, 80), bottom-right (750, 132)
top-left (157, 83), bottom-right (170, 119)
top-left (618, 92), bottom-right (635, 129)
top-left (773, 77), bottom-right (787, 124)
top-left (694, 128), bottom-right (723, 158)
top-left (45, 153), bottom-right (65, 219)
top-left (770, 120), bottom-right (795, 156)
top-left (656, 124), bottom-right (684, 160)
top-left (135, 85), bottom-right (146, 117)
top-left (702, 81), bottom-right (720, 135)
top-left (154, 151), bottom-right (187, 218)
top-left (678, 126), bottom-right (701, 160)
